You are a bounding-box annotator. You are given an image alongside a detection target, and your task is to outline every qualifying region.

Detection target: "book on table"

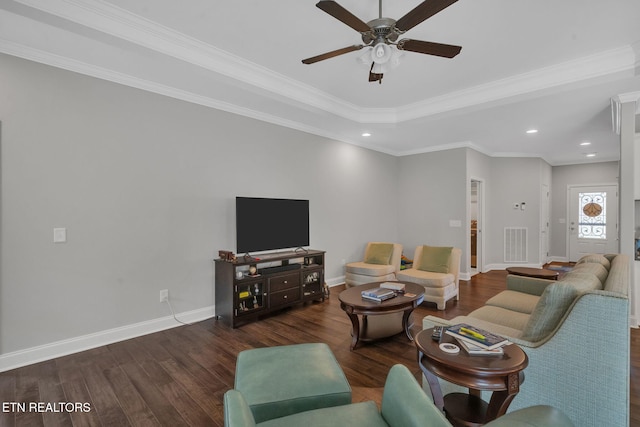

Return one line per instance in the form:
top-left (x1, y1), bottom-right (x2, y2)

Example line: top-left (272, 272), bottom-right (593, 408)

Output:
top-left (361, 287), bottom-right (396, 302)
top-left (445, 323), bottom-right (510, 350)
top-left (456, 338), bottom-right (504, 356)
top-left (380, 282), bottom-right (405, 292)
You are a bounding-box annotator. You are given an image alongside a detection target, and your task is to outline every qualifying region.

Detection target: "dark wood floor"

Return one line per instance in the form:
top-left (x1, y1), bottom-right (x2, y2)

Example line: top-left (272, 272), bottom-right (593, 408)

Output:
top-left (1, 270), bottom-right (638, 426)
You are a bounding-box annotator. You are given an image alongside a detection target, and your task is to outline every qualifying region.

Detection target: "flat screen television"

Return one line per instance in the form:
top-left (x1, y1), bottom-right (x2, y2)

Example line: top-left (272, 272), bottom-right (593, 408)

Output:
top-left (236, 197), bottom-right (310, 254)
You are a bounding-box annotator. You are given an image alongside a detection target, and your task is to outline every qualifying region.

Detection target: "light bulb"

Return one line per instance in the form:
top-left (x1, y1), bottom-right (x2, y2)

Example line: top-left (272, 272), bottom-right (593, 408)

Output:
top-left (371, 43), bottom-right (391, 64)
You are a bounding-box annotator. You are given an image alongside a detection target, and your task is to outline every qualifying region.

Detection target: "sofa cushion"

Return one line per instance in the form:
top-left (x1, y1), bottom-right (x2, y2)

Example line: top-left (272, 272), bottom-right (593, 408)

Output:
top-left (520, 282), bottom-right (578, 341)
top-left (396, 269), bottom-right (454, 288)
top-left (258, 401), bottom-right (388, 427)
top-left (567, 262), bottom-right (608, 285)
top-left (575, 253), bottom-right (611, 271)
top-left (346, 262), bottom-right (396, 276)
top-left (448, 315), bottom-right (525, 340)
top-left (482, 405), bottom-right (575, 427)
top-left (485, 290), bottom-right (540, 314)
top-left (418, 246), bottom-right (453, 273)
top-left (345, 272), bottom-right (396, 287)
top-left (468, 305), bottom-right (531, 331)
top-left (560, 271), bottom-right (603, 293)
top-left (604, 255), bottom-right (629, 293)
top-left (235, 343), bottom-right (351, 423)
top-left (364, 243), bottom-right (394, 265)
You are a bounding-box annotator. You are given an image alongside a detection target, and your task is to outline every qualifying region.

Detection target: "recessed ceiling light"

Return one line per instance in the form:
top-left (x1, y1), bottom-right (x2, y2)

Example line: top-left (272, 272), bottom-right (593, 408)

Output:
top-left (362, 132), bottom-right (371, 137)
top-left (585, 153), bottom-right (597, 157)
top-left (526, 129), bottom-right (538, 134)
top-left (580, 141), bottom-right (591, 146)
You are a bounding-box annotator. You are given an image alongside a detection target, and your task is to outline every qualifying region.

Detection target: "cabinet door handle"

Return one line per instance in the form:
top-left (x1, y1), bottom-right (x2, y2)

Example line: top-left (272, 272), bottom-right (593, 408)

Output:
top-left (284, 280), bottom-right (288, 284)
top-left (283, 295), bottom-right (288, 299)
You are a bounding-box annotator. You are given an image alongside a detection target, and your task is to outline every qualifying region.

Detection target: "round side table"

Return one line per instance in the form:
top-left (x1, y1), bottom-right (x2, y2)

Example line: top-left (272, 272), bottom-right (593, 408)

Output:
top-left (415, 328), bottom-right (528, 426)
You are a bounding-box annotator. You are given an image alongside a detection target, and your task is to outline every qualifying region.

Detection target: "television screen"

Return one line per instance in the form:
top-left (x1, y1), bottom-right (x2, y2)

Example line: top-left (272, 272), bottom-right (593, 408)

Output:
top-left (236, 197), bottom-right (310, 254)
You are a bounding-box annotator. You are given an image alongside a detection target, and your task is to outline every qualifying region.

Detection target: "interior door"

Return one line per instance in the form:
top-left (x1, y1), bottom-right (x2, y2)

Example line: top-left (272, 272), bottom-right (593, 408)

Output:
top-left (568, 185), bottom-right (618, 261)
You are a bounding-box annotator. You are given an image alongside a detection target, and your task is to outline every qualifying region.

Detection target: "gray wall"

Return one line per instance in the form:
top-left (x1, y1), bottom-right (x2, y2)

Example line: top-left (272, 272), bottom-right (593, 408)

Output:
top-left (0, 52), bottom-right (623, 359)
top-left (550, 161), bottom-right (619, 259)
top-left (0, 54), bottom-right (399, 354)
top-left (396, 149), bottom-right (468, 263)
top-left (483, 157), bottom-right (551, 267)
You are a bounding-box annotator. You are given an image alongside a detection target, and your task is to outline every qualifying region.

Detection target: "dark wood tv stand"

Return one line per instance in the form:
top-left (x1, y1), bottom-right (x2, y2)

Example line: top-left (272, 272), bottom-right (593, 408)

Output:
top-left (214, 249), bottom-right (325, 328)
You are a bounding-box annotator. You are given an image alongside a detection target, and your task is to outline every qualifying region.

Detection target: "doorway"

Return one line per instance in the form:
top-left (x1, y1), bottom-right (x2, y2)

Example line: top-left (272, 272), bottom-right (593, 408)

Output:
top-left (470, 179), bottom-right (483, 275)
top-left (567, 184), bottom-right (619, 261)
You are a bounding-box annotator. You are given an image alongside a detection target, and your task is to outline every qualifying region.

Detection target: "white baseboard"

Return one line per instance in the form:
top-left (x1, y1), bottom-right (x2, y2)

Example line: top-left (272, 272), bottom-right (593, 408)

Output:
top-left (327, 275), bottom-right (345, 287)
top-left (0, 306), bottom-right (215, 373)
top-left (460, 272), bottom-right (471, 281)
top-left (483, 263), bottom-right (543, 271)
top-left (547, 256), bottom-right (570, 263)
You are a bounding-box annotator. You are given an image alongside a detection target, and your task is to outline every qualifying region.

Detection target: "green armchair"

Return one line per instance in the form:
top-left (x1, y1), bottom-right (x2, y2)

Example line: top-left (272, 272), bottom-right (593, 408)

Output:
top-left (224, 364), bottom-right (573, 427)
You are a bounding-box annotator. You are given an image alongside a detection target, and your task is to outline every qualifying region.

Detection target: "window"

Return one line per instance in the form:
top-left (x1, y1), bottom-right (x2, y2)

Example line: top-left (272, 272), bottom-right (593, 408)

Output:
top-left (578, 192), bottom-right (606, 239)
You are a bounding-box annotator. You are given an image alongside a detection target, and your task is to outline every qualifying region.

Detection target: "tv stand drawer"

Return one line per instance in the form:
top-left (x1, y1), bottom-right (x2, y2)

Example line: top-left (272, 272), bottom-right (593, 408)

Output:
top-left (270, 288), bottom-right (300, 308)
top-left (269, 273), bottom-right (300, 293)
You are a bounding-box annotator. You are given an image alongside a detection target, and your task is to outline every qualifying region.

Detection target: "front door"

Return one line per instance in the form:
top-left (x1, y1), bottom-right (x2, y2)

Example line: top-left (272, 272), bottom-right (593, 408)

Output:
top-left (568, 184), bottom-right (618, 262)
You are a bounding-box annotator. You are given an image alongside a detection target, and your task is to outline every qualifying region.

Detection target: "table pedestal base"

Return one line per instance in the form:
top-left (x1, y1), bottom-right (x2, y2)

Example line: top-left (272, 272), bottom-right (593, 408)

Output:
top-left (444, 393), bottom-right (487, 427)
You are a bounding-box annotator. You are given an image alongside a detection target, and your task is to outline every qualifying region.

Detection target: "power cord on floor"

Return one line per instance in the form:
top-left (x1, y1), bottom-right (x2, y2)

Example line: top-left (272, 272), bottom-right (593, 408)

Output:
top-left (164, 299), bottom-right (195, 326)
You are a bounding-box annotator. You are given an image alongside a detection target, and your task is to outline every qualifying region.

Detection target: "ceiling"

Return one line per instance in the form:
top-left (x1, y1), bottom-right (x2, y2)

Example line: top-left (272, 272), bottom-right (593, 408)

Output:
top-left (1, 0), bottom-right (640, 165)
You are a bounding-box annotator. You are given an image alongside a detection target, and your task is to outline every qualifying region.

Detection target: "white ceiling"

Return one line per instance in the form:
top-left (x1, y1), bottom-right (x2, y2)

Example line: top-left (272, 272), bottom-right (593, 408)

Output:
top-left (1, 0), bottom-right (640, 165)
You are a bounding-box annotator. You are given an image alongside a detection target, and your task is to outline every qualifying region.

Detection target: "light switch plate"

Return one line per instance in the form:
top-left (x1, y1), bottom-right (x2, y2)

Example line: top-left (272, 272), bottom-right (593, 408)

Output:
top-left (53, 228), bottom-right (67, 243)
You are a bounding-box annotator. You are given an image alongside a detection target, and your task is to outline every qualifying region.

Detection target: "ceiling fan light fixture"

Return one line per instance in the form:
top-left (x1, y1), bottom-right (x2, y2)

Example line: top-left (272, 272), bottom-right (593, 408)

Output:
top-left (371, 42), bottom-right (392, 64)
top-left (357, 48), bottom-right (373, 66)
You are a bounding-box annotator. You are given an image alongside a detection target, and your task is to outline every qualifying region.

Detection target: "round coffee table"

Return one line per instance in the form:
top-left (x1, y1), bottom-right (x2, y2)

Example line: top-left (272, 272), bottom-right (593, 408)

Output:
top-left (415, 328), bottom-right (528, 426)
top-left (338, 282), bottom-right (424, 350)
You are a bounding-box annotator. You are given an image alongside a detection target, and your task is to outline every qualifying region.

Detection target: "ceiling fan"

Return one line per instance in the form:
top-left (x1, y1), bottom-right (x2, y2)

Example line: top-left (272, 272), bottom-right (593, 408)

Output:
top-left (302, 0), bottom-right (462, 83)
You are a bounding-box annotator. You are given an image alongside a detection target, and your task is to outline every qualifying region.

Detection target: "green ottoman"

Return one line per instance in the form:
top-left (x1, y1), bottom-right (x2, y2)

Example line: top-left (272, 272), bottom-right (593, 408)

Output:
top-left (234, 343), bottom-right (352, 423)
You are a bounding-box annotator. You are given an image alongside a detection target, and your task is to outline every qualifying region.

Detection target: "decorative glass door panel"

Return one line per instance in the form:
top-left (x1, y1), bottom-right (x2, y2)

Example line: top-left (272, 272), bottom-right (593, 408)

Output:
top-left (578, 192), bottom-right (606, 239)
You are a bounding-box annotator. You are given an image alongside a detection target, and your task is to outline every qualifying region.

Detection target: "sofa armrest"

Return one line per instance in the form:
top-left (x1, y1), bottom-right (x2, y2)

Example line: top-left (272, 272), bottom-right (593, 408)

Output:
top-left (224, 390), bottom-right (257, 427)
top-left (484, 405), bottom-right (574, 427)
top-left (506, 275), bottom-right (554, 296)
top-left (381, 364), bottom-right (451, 427)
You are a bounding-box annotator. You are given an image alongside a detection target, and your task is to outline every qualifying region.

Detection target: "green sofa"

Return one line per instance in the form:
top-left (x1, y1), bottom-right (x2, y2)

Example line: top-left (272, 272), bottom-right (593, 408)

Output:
top-left (224, 364), bottom-right (574, 427)
top-left (423, 253), bottom-right (630, 427)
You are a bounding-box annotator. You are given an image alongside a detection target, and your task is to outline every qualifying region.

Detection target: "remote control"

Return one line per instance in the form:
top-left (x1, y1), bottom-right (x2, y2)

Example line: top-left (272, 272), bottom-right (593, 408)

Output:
top-left (431, 326), bottom-right (444, 341)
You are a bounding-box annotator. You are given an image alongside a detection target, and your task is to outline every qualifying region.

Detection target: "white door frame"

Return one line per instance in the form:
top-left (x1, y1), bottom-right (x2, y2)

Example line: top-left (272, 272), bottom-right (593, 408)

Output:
top-left (540, 184), bottom-right (550, 264)
top-left (470, 177), bottom-right (485, 274)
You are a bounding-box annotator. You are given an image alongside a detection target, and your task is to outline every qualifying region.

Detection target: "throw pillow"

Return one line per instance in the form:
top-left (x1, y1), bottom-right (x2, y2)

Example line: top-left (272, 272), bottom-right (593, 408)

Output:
top-left (521, 282), bottom-right (577, 342)
top-left (418, 246), bottom-right (452, 273)
top-left (364, 243), bottom-right (394, 265)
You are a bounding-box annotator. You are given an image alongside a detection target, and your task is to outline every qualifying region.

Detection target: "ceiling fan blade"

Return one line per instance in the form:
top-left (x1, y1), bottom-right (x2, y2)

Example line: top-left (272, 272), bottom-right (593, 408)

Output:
top-left (369, 64), bottom-right (383, 83)
top-left (397, 39), bottom-right (461, 58)
top-left (395, 0), bottom-right (459, 32)
top-left (316, 1), bottom-right (370, 33)
top-left (302, 45), bottom-right (364, 64)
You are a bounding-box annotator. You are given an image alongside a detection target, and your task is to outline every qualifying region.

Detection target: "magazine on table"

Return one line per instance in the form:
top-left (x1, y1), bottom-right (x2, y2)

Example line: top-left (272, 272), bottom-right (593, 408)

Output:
top-left (445, 323), bottom-right (510, 350)
top-left (456, 338), bottom-right (504, 356)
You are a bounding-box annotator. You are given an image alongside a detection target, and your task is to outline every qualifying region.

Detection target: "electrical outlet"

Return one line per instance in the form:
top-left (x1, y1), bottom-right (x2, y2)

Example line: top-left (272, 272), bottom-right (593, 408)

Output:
top-left (159, 289), bottom-right (169, 303)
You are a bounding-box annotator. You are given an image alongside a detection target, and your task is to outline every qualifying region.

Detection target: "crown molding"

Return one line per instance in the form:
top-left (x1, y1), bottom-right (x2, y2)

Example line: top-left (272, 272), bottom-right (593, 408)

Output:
top-left (11, 0), bottom-right (365, 122)
top-left (11, 0), bottom-right (639, 126)
top-left (396, 44), bottom-right (637, 122)
top-left (610, 90), bottom-right (640, 134)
